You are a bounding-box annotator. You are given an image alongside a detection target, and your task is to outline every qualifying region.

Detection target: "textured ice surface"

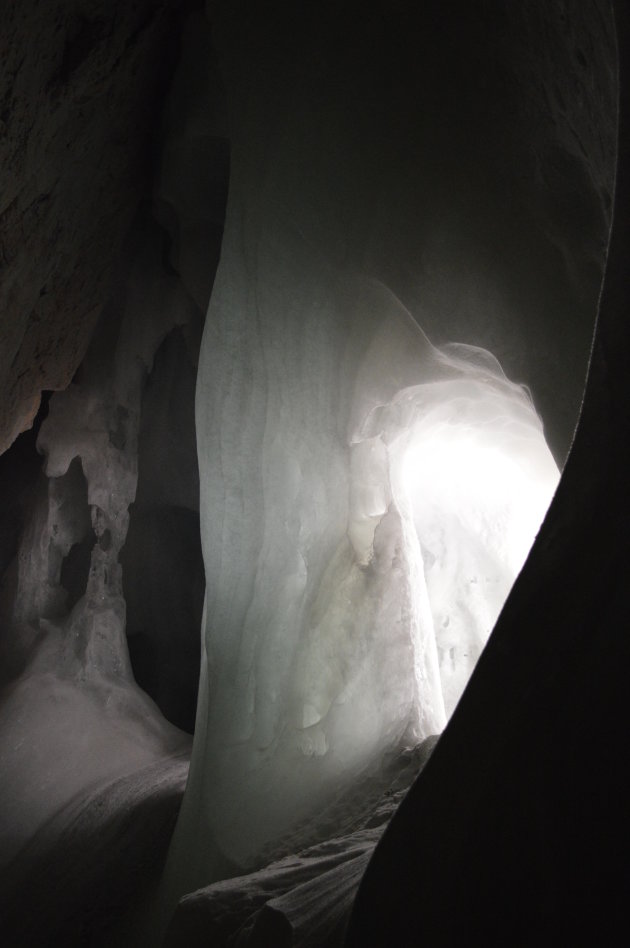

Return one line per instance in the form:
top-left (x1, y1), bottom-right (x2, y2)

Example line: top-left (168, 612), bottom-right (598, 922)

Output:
top-left (165, 739), bottom-right (438, 947)
top-left (0, 8), bottom-right (224, 890)
top-left (0, 751), bottom-right (189, 946)
top-left (177, 253), bottom-right (559, 892)
top-left (0, 668), bottom-right (187, 870)
top-left (185, 272), bottom-right (451, 876)
top-left (165, 3), bottom-right (561, 899)
top-left (0, 223), bottom-right (198, 868)
top-left (380, 343), bottom-right (560, 716)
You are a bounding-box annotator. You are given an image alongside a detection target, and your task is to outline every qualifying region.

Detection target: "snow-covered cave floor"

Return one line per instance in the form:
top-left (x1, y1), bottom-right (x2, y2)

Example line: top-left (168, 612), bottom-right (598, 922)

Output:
top-left (1, 749), bottom-right (189, 947)
top-left (0, 656), bottom-right (190, 946)
top-left (0, 668), bottom-right (437, 948)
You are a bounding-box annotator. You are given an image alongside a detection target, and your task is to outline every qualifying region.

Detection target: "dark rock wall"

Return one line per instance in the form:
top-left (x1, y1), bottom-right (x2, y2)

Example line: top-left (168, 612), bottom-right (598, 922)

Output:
top-left (0, 0), bottom-right (184, 454)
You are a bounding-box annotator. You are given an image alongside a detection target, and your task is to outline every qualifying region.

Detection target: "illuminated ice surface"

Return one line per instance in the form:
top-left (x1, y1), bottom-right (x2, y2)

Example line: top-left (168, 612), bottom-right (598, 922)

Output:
top-left (171, 265), bottom-right (559, 890)
top-left (161, 12), bottom-right (560, 896)
top-left (397, 349), bottom-right (560, 716)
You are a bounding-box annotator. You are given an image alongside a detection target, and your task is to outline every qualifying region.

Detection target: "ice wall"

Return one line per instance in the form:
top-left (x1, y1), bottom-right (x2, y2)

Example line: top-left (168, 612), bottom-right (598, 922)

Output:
top-left (175, 259), bottom-right (557, 884)
top-left (182, 258), bottom-right (451, 881)
top-left (164, 0), bottom-right (606, 902)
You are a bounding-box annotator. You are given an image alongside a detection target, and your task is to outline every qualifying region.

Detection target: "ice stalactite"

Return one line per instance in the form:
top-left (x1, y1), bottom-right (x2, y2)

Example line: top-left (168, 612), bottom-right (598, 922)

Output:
top-left (30, 224), bottom-right (199, 682)
top-left (0, 5), bottom-right (231, 880)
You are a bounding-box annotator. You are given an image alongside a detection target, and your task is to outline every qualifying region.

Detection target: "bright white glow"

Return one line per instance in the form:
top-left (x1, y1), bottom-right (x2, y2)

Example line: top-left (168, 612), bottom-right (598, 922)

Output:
top-left (400, 403), bottom-right (559, 716)
top-left (346, 328), bottom-right (561, 727)
top-left (186, 254), bottom-right (562, 879)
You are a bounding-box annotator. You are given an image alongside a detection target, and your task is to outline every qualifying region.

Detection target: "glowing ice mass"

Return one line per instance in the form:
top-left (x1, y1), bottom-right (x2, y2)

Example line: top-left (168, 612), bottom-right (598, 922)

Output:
top-left (348, 325), bottom-right (559, 723)
top-left (169, 267), bottom-right (559, 889)
top-left (398, 354), bottom-right (560, 717)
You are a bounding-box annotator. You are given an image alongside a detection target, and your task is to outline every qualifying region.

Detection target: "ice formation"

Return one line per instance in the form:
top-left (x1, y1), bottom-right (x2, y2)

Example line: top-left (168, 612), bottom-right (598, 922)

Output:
top-left (380, 342), bottom-right (560, 717)
top-left (161, 1), bottom-right (564, 902)
top-left (0, 11), bottom-right (225, 902)
top-left (168, 266), bottom-right (559, 893)
top-left (0, 225), bottom-right (198, 867)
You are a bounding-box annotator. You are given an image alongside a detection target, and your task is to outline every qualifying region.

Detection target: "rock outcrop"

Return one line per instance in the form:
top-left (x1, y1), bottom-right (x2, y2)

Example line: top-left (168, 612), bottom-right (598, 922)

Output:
top-left (0, 0), bottom-right (182, 453)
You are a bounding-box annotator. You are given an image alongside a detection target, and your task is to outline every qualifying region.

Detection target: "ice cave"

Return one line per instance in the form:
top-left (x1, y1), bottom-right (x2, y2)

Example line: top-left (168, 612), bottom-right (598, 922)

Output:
top-left (1, 1), bottom-right (629, 946)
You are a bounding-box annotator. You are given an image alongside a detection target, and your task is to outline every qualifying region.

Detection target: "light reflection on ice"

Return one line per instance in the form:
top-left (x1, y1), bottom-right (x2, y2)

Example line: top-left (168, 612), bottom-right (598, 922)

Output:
top-left (402, 409), bottom-right (559, 716)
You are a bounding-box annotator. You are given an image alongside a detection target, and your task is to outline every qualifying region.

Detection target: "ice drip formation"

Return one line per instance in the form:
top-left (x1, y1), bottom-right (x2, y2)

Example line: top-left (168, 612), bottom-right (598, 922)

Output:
top-left (1, 1), bottom-right (628, 945)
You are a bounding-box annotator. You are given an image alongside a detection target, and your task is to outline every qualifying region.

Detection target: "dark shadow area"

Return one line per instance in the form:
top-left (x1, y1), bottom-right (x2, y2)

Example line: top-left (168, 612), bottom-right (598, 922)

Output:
top-left (122, 328), bottom-right (205, 734)
top-left (0, 393), bottom-right (51, 582)
top-left (123, 506), bottom-right (204, 734)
